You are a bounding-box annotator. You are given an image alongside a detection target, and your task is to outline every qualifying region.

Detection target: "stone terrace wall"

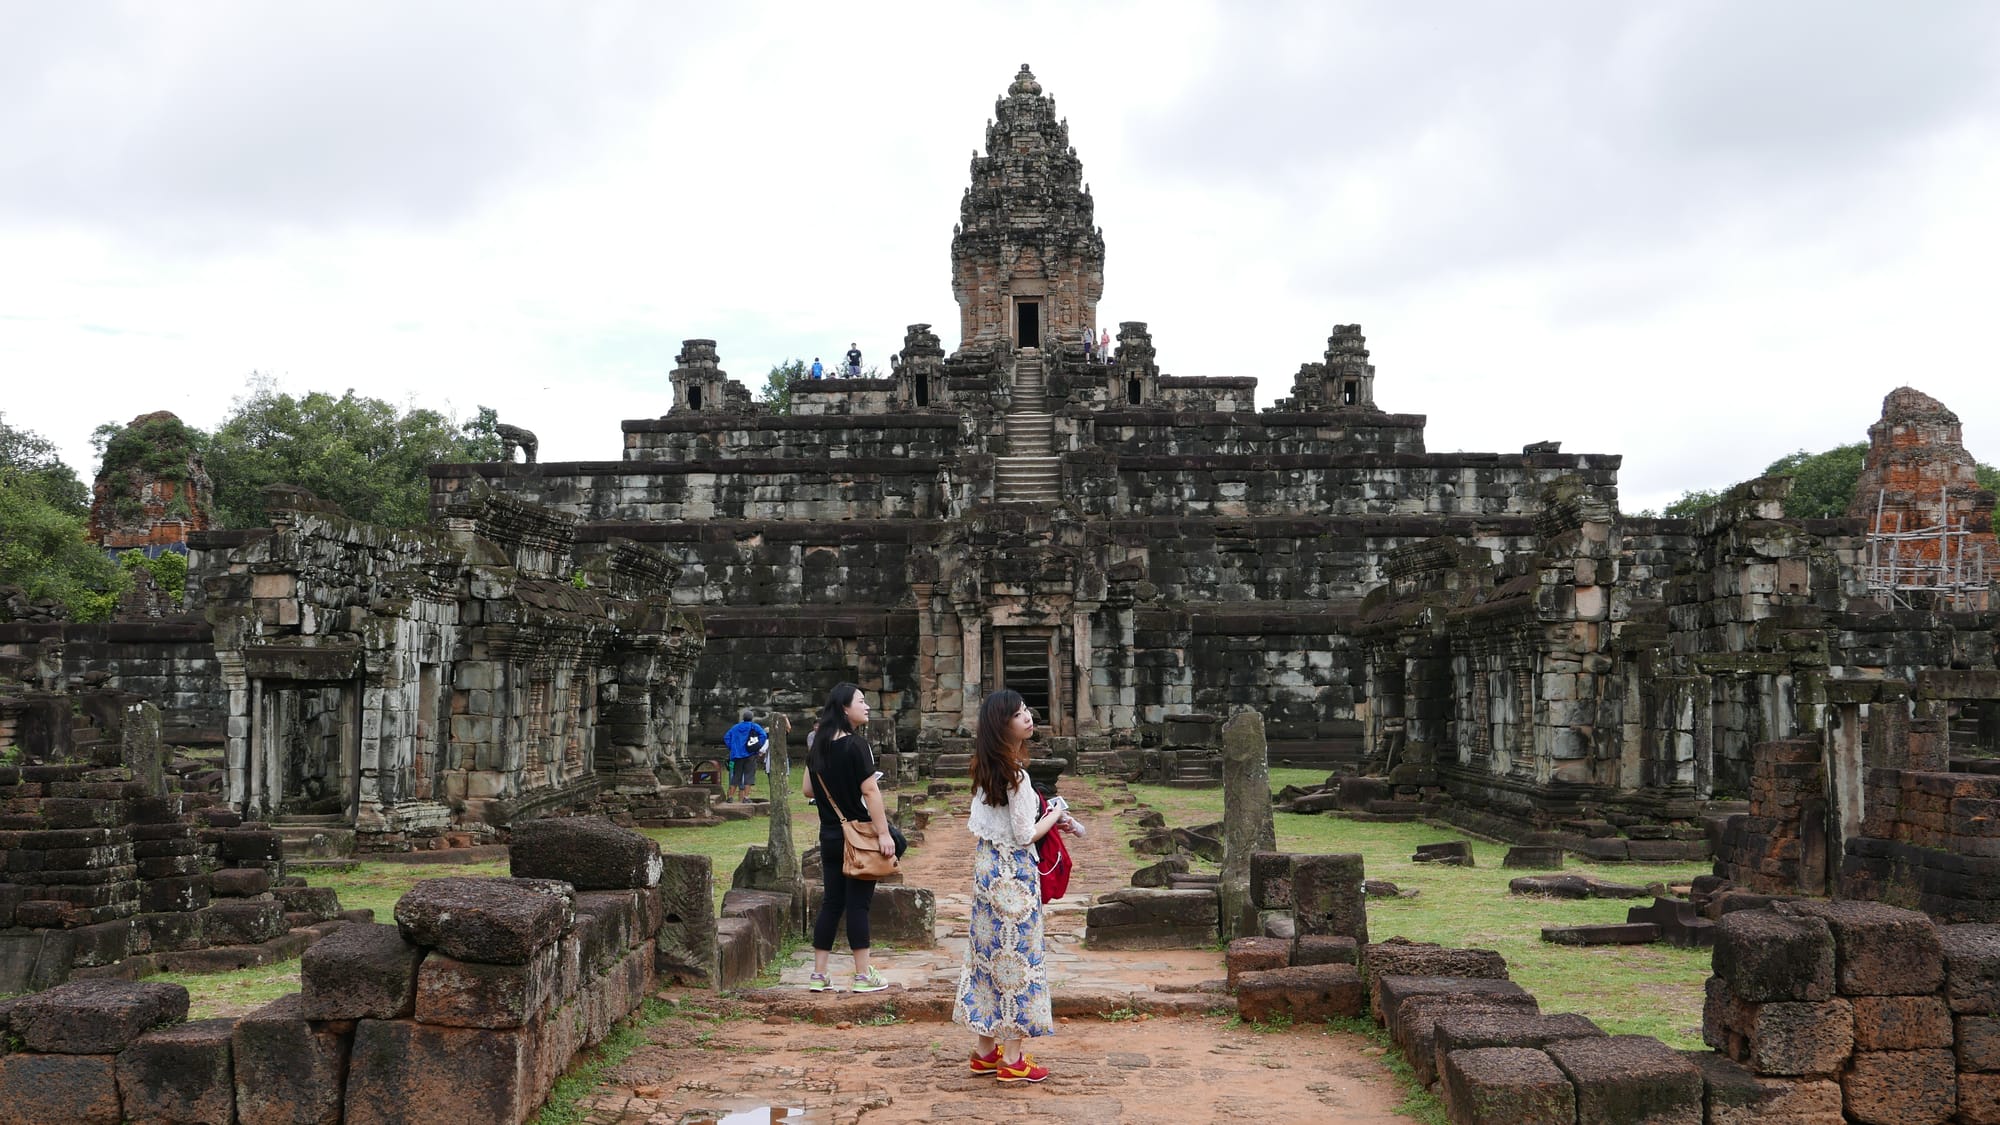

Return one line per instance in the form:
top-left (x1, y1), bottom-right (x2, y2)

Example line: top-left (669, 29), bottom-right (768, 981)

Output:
top-left (1068, 451), bottom-right (1621, 519)
top-left (1082, 409), bottom-right (1428, 457)
top-left (432, 460), bottom-right (945, 522)
top-left (622, 413), bottom-right (966, 460)
top-left (0, 622), bottom-right (224, 746)
top-left (574, 521), bottom-right (929, 608)
top-left (0, 819), bottom-right (670, 1125)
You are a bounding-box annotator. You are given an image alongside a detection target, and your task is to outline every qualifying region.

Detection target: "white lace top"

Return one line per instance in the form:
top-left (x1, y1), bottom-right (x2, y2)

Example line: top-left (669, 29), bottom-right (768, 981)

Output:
top-left (965, 769), bottom-right (1038, 848)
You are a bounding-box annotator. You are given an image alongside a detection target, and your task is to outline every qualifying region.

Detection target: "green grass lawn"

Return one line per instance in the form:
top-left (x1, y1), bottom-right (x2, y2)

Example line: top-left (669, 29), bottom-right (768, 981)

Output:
top-left (1126, 770), bottom-right (1713, 1048)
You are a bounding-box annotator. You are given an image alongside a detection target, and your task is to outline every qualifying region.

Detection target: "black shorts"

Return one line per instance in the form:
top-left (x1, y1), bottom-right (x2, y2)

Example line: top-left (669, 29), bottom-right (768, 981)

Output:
top-left (728, 758), bottom-right (757, 788)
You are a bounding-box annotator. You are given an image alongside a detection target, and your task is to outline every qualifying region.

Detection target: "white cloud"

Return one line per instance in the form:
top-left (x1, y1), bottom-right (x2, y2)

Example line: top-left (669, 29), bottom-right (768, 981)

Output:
top-left (1, 1), bottom-right (1996, 521)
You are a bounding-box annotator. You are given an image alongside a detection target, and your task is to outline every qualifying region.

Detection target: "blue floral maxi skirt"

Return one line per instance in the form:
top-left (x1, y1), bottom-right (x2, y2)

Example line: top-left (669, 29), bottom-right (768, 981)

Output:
top-left (952, 837), bottom-right (1054, 1040)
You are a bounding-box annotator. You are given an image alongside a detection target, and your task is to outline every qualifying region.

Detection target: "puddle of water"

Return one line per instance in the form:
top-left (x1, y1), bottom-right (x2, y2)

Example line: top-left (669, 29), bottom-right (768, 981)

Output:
top-left (684, 1109), bottom-right (809, 1125)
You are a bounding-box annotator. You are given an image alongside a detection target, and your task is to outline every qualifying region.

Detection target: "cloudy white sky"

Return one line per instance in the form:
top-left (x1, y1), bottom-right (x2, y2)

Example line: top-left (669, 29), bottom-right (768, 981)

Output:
top-left (3, 2), bottom-right (1997, 514)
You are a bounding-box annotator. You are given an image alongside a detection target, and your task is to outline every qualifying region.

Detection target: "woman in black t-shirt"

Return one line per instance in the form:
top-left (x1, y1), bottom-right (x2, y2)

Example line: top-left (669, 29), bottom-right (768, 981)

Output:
top-left (802, 682), bottom-right (899, 993)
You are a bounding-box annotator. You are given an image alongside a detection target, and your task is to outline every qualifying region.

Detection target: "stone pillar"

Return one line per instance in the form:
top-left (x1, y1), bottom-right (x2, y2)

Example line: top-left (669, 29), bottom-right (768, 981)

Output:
top-left (764, 713), bottom-right (799, 885)
top-left (1219, 709), bottom-right (1276, 940)
top-left (1071, 605), bottom-right (1096, 731)
top-left (120, 700), bottom-right (166, 797)
top-left (912, 581), bottom-right (937, 719)
top-left (960, 613), bottom-right (984, 731)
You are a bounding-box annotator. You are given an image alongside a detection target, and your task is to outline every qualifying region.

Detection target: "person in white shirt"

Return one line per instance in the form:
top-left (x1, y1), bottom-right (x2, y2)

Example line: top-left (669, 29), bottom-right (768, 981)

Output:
top-left (951, 689), bottom-right (1062, 1084)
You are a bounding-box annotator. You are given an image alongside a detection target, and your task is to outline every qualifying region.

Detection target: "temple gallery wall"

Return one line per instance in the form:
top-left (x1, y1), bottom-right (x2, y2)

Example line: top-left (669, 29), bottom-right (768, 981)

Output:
top-left (3, 67), bottom-right (1996, 931)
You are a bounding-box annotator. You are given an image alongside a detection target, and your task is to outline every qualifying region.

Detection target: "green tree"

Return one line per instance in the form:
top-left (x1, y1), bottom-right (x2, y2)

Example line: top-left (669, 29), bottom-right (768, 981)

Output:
top-left (203, 376), bottom-right (503, 528)
top-left (759, 359), bottom-right (807, 415)
top-left (1659, 489), bottom-right (1721, 518)
top-left (1762, 443), bottom-right (1868, 519)
top-left (0, 411), bottom-right (89, 512)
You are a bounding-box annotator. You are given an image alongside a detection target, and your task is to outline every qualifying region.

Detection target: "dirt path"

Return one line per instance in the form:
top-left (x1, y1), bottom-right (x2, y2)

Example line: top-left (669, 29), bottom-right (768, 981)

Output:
top-left (573, 777), bottom-right (1408, 1124)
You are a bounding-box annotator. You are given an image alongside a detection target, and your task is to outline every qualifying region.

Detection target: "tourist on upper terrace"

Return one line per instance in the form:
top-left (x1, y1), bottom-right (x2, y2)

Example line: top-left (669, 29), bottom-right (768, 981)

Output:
top-left (845, 343), bottom-right (862, 377)
top-left (809, 357), bottom-right (823, 379)
top-left (953, 688), bottom-right (1061, 1084)
top-left (1098, 327), bottom-right (1111, 362)
top-left (1083, 330), bottom-right (1096, 361)
top-left (722, 709), bottom-right (768, 803)
top-left (801, 682), bottom-right (901, 993)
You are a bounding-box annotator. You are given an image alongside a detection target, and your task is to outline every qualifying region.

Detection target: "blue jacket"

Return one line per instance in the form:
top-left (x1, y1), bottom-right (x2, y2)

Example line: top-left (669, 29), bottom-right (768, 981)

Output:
top-left (724, 721), bottom-right (768, 760)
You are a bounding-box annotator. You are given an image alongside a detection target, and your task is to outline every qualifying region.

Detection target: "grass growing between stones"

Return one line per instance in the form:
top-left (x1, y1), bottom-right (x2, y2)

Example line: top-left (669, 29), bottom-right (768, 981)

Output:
top-left (1124, 774), bottom-right (1714, 1049)
top-left (301, 855), bottom-right (511, 919)
top-left (1323, 1015), bottom-right (1450, 1125)
top-left (532, 995), bottom-right (676, 1125)
top-left (154, 963), bottom-right (307, 1020)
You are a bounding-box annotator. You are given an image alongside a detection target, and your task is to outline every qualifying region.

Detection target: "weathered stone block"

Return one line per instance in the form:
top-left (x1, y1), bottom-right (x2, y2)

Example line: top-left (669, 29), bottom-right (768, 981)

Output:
top-left (1702, 977), bottom-right (1852, 1077)
top-left (1839, 1048), bottom-right (1954, 1125)
top-left (0, 1051), bottom-right (123, 1123)
top-left (211, 866), bottom-right (272, 897)
top-left (117, 1017), bottom-right (236, 1125)
top-left (1130, 855), bottom-right (1189, 887)
top-left (414, 946), bottom-right (559, 1029)
top-left (1441, 1047), bottom-right (1575, 1125)
top-left (1545, 1035), bottom-right (1703, 1125)
top-left (1941, 923), bottom-right (2000, 1014)
top-left (1960, 1014), bottom-right (2000, 1072)
top-left (343, 1018), bottom-right (538, 1125)
top-left (1249, 851), bottom-right (1292, 909)
top-left (200, 899), bottom-right (287, 945)
top-left (1962, 1073), bottom-right (2000, 1125)
top-left (10, 978), bottom-right (189, 1053)
top-left (1714, 909), bottom-right (1834, 1003)
top-left (1396, 996), bottom-right (1544, 1086)
top-left (1375, 975), bottom-right (1535, 1032)
top-left (1294, 933), bottom-right (1358, 966)
top-left (394, 877), bottom-right (573, 964)
top-left (1848, 994), bottom-right (1950, 1050)
top-left (233, 993), bottom-right (350, 1125)
top-left (508, 816), bottom-right (663, 890)
top-left (1234, 963), bottom-right (1364, 1023)
top-left (301, 922), bottom-right (423, 1020)
top-left (656, 853), bottom-right (717, 988)
top-left (1434, 1011), bottom-right (1605, 1090)
top-left (1226, 936), bottom-right (1290, 988)
top-left (1786, 900), bottom-right (1943, 996)
top-left (1502, 845), bottom-right (1566, 869)
top-left (1685, 1051), bottom-right (1844, 1125)
top-left (1290, 852), bottom-right (1366, 942)
top-left (1361, 939), bottom-right (1509, 996)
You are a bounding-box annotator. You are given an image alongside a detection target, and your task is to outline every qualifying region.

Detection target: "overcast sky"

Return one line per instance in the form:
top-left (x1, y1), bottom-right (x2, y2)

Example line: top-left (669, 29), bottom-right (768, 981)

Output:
top-left (4, 2), bottom-right (1997, 514)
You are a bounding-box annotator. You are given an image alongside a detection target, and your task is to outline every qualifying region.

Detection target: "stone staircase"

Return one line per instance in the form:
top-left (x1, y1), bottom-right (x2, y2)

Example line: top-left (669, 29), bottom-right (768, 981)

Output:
top-left (997, 350), bottom-right (1061, 503)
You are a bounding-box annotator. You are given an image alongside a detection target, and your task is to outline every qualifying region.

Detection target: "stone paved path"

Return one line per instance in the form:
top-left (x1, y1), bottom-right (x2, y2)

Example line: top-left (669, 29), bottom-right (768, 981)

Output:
top-left (575, 777), bottom-right (1406, 1124)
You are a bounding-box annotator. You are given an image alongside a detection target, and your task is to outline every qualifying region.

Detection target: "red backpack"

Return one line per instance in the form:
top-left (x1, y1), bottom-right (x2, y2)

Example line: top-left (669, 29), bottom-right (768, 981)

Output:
top-left (1035, 795), bottom-right (1073, 903)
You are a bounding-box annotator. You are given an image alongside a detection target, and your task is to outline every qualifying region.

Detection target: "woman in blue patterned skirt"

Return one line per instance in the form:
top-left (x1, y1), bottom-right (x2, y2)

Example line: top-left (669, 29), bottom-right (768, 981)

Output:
top-left (952, 688), bottom-right (1064, 1083)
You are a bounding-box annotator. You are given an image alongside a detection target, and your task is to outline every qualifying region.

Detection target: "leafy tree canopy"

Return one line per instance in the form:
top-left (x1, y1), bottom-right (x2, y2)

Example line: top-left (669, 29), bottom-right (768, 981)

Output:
top-left (204, 376), bottom-right (502, 527)
top-left (0, 412), bottom-right (89, 512)
top-left (1647, 443), bottom-right (2000, 521)
top-left (0, 471), bottom-right (123, 621)
top-left (759, 359), bottom-right (806, 415)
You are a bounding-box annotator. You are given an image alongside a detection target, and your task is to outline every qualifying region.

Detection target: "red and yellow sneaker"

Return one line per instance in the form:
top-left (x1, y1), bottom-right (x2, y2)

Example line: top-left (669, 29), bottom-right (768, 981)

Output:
top-left (969, 1047), bottom-right (1002, 1076)
top-left (996, 1054), bottom-right (1049, 1083)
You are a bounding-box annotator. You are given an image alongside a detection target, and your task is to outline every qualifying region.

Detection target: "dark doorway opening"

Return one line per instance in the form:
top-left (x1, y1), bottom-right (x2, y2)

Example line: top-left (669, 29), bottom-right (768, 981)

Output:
top-left (997, 632), bottom-right (1053, 724)
top-left (689, 386), bottom-right (703, 410)
top-left (1342, 380), bottom-right (1358, 405)
top-left (1127, 378), bottom-right (1143, 405)
top-left (915, 375), bottom-right (930, 407)
top-left (1016, 301), bottom-right (1040, 349)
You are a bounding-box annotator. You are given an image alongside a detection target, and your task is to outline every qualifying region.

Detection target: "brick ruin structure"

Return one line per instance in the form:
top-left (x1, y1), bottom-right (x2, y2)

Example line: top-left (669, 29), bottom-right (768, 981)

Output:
top-left (88, 410), bottom-right (214, 555)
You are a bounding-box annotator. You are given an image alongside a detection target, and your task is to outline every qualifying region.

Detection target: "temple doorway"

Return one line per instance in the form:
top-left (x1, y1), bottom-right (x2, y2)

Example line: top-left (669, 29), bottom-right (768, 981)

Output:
top-left (1016, 300), bottom-right (1040, 349)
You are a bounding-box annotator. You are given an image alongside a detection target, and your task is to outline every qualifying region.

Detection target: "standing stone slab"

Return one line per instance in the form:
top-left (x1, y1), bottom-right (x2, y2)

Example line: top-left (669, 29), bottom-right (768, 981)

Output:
top-left (1218, 710), bottom-right (1275, 941)
top-left (9, 978), bottom-right (189, 1053)
top-left (508, 816), bottom-right (663, 890)
top-left (117, 1016), bottom-right (236, 1125)
top-left (394, 877), bottom-right (573, 964)
top-left (1291, 852), bottom-right (1367, 943)
top-left (343, 1018), bottom-right (538, 1125)
top-left (1441, 1046), bottom-right (1575, 1125)
top-left (1249, 852), bottom-right (1292, 909)
top-left (0, 1051), bottom-right (123, 1124)
top-left (656, 852), bottom-right (718, 988)
top-left (1544, 1035), bottom-right (1704, 1125)
top-left (301, 922), bottom-right (424, 1020)
top-left (233, 993), bottom-right (350, 1125)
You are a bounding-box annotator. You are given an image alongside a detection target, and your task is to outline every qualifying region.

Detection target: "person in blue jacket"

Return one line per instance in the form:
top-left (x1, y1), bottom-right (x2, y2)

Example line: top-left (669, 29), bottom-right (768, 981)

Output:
top-left (724, 709), bottom-right (769, 802)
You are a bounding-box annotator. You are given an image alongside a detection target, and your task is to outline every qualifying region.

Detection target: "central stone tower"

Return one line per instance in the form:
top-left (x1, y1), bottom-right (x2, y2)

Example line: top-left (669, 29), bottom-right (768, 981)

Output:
top-left (950, 64), bottom-right (1105, 357)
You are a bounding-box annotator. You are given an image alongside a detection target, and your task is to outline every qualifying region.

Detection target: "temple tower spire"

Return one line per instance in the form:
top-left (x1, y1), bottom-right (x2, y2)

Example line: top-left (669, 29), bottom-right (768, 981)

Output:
top-left (950, 64), bottom-right (1105, 357)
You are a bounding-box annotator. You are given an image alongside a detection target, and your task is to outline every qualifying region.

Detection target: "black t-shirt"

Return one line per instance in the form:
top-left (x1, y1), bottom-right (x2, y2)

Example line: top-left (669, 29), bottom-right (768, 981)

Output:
top-left (808, 731), bottom-right (874, 836)
top-left (845, 349), bottom-right (862, 368)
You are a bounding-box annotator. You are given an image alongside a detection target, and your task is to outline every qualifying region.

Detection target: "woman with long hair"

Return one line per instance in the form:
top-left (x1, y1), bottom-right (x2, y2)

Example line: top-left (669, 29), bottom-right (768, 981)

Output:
top-left (800, 682), bottom-right (899, 993)
top-left (952, 689), bottom-right (1063, 1083)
